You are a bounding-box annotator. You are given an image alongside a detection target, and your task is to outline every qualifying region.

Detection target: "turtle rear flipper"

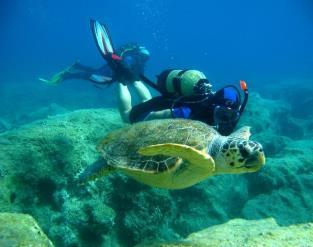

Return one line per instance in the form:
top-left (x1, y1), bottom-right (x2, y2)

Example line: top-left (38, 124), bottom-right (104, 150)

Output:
top-left (78, 159), bottom-right (114, 183)
top-left (138, 143), bottom-right (215, 173)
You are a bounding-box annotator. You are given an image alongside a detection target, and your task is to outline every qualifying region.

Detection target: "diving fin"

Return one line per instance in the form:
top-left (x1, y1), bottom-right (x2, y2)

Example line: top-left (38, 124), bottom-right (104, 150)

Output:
top-left (39, 62), bottom-right (77, 85)
top-left (39, 72), bottom-right (64, 85)
top-left (90, 19), bottom-right (115, 59)
top-left (39, 78), bottom-right (51, 84)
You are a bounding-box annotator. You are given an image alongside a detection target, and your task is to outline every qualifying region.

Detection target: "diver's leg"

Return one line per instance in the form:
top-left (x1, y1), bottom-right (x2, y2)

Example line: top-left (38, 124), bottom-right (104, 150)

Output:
top-left (117, 83), bottom-right (132, 123)
top-left (45, 62), bottom-right (92, 84)
top-left (71, 62), bottom-right (97, 72)
top-left (133, 81), bottom-right (152, 103)
top-left (40, 62), bottom-right (106, 85)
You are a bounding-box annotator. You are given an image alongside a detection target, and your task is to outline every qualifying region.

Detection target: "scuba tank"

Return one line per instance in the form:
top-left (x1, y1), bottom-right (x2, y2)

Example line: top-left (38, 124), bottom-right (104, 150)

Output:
top-left (156, 69), bottom-right (212, 97)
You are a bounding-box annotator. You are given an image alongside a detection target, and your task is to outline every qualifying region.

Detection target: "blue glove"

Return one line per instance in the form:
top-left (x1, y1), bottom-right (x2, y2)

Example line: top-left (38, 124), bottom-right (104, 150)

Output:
top-left (172, 106), bottom-right (192, 119)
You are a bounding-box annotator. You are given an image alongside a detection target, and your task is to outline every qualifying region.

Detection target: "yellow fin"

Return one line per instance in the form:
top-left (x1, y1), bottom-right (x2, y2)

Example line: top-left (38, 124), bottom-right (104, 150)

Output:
top-left (138, 143), bottom-right (215, 173)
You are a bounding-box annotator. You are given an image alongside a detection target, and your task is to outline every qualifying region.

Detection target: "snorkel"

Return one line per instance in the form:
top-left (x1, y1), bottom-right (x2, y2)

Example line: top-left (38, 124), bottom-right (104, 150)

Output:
top-left (239, 80), bottom-right (248, 115)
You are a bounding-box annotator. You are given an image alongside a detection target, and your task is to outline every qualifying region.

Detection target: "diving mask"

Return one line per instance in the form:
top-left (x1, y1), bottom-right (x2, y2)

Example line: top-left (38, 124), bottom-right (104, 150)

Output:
top-left (214, 105), bottom-right (240, 124)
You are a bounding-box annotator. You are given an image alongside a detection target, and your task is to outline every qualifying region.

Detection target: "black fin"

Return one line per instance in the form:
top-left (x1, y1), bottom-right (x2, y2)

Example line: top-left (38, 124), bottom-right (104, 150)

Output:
top-left (90, 19), bottom-right (114, 59)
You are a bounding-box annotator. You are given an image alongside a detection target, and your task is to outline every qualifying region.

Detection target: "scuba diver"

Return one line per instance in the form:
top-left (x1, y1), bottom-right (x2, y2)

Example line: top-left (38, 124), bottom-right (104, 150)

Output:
top-left (39, 23), bottom-right (150, 86)
top-left (87, 19), bottom-right (248, 135)
top-left (39, 43), bottom-right (150, 86)
top-left (39, 42), bottom-right (150, 86)
top-left (128, 69), bottom-right (248, 135)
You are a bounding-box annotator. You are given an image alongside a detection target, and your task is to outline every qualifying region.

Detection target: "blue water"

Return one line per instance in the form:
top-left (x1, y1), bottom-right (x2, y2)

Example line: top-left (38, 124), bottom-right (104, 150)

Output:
top-left (1, 0), bottom-right (312, 119)
top-left (1, 0), bottom-right (313, 85)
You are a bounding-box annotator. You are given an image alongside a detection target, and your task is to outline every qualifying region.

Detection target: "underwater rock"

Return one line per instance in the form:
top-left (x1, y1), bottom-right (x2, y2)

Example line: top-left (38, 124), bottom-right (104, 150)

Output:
top-left (239, 92), bottom-right (311, 155)
top-left (239, 92), bottom-right (289, 133)
top-left (243, 139), bottom-right (313, 225)
top-left (0, 212), bottom-right (54, 246)
top-left (16, 102), bottom-right (68, 125)
top-left (137, 218), bottom-right (313, 246)
top-left (0, 108), bottom-right (123, 246)
top-left (263, 79), bottom-right (313, 119)
top-left (169, 175), bottom-right (249, 237)
top-left (0, 118), bottom-right (11, 133)
top-left (239, 93), bottom-right (290, 155)
top-left (185, 218), bottom-right (313, 247)
top-left (278, 115), bottom-right (304, 139)
top-left (0, 92), bottom-right (312, 246)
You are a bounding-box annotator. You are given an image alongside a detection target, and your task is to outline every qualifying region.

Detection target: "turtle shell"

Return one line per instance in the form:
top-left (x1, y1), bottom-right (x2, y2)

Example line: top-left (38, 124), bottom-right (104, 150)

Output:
top-left (97, 119), bottom-right (218, 173)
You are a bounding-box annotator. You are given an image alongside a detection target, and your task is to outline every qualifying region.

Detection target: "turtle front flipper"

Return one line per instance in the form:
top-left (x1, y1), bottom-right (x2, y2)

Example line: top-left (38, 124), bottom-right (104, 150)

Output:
top-left (138, 143), bottom-right (215, 173)
top-left (78, 159), bottom-right (114, 183)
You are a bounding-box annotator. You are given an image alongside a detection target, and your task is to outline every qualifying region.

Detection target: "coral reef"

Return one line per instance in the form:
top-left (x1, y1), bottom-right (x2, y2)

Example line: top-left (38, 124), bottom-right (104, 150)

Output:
top-left (0, 212), bottom-right (54, 246)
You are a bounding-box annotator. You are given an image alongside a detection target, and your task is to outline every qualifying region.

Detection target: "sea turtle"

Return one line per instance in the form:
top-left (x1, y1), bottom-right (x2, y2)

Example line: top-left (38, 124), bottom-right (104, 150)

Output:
top-left (79, 119), bottom-right (265, 189)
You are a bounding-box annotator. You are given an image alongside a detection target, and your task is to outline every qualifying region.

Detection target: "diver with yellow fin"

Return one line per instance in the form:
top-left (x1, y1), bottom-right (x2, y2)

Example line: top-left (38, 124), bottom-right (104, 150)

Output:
top-left (39, 20), bottom-right (150, 86)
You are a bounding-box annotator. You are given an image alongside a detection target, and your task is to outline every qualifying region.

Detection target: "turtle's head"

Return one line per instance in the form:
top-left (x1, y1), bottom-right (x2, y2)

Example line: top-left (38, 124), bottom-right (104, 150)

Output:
top-left (209, 127), bottom-right (265, 174)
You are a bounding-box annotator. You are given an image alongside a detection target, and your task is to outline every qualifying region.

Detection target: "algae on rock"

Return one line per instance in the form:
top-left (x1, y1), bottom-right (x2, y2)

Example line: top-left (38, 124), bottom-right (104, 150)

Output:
top-left (185, 218), bottom-right (313, 247)
top-left (139, 218), bottom-right (313, 247)
top-left (0, 108), bottom-right (123, 246)
top-left (0, 212), bottom-right (54, 247)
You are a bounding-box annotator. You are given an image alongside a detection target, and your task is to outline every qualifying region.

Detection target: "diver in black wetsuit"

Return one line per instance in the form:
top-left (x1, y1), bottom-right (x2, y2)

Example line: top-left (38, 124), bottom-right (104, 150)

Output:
top-left (127, 69), bottom-right (248, 135)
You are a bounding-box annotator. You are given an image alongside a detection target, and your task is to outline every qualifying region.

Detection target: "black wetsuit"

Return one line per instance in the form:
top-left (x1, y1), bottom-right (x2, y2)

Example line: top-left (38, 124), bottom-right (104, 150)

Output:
top-left (61, 43), bottom-right (148, 85)
top-left (110, 44), bottom-right (148, 83)
top-left (62, 63), bottom-right (112, 82)
top-left (129, 94), bottom-right (239, 136)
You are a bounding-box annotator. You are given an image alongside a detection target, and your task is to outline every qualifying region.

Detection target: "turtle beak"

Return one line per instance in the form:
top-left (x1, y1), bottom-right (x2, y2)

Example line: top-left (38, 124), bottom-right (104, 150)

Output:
top-left (258, 152), bottom-right (266, 165)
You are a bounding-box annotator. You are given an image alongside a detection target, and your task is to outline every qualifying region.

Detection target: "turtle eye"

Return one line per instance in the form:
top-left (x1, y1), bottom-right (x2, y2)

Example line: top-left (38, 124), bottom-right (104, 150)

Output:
top-left (240, 147), bottom-right (250, 158)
